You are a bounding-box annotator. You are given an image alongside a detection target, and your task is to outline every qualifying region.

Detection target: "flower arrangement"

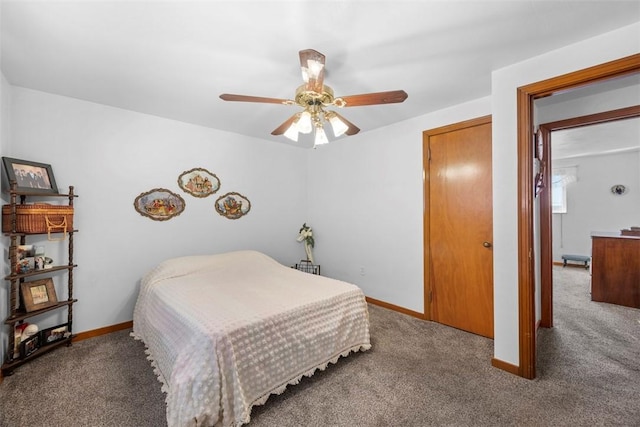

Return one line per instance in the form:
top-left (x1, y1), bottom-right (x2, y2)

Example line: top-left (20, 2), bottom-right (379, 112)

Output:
top-left (297, 223), bottom-right (315, 263)
top-left (297, 223), bottom-right (314, 247)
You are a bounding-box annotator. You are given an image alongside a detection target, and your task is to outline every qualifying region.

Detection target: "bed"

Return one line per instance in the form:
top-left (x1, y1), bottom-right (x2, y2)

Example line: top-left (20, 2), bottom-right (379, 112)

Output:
top-left (131, 250), bottom-right (371, 427)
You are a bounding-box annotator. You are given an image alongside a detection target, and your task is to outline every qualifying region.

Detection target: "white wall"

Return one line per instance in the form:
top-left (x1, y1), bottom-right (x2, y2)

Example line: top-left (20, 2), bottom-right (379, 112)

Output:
top-left (3, 87), bottom-right (309, 346)
top-left (307, 97), bottom-right (491, 313)
top-left (552, 151), bottom-right (640, 260)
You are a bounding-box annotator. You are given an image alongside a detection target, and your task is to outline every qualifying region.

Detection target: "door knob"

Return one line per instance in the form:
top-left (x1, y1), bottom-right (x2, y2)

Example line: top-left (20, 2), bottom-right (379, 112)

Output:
top-left (483, 242), bottom-right (492, 248)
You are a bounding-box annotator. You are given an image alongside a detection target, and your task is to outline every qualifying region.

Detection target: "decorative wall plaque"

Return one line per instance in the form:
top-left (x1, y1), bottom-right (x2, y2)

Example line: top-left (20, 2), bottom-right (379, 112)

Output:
top-left (134, 188), bottom-right (185, 221)
top-left (178, 167), bottom-right (220, 198)
top-left (610, 184), bottom-right (627, 195)
top-left (215, 192), bottom-right (251, 220)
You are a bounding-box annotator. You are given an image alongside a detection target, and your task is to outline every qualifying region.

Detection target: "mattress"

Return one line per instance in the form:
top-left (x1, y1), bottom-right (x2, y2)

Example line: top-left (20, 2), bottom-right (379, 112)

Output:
top-left (131, 250), bottom-right (371, 427)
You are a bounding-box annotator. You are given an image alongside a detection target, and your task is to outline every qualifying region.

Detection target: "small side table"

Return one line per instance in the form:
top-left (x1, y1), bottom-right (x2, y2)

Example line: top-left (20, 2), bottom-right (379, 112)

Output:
top-left (292, 260), bottom-right (321, 275)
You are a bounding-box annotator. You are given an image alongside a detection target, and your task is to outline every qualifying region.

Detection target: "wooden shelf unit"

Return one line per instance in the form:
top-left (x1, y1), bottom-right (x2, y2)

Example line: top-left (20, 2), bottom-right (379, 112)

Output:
top-left (1, 182), bottom-right (78, 376)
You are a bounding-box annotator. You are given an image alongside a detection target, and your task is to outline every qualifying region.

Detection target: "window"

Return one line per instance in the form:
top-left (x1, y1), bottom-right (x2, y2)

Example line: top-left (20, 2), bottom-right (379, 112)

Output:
top-left (551, 175), bottom-right (567, 213)
top-left (551, 166), bottom-right (577, 214)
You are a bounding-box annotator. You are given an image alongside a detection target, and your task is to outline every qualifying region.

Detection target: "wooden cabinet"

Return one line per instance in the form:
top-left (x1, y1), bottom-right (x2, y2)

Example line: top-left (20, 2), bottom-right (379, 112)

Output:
top-left (1, 183), bottom-right (78, 375)
top-left (590, 232), bottom-right (640, 309)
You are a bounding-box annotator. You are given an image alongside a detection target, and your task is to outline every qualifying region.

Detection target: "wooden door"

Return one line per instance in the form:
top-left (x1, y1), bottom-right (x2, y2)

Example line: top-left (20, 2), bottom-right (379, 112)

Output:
top-left (424, 116), bottom-right (493, 338)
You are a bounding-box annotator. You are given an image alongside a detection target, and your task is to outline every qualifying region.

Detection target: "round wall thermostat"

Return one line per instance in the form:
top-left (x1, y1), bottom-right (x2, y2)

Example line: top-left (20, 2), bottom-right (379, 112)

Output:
top-left (611, 185), bottom-right (627, 195)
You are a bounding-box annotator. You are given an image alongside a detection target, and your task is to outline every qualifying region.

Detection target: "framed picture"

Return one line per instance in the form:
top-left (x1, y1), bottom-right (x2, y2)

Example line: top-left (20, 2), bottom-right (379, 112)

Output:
top-left (2, 157), bottom-right (59, 194)
top-left (34, 256), bottom-right (46, 270)
top-left (134, 188), bottom-right (186, 221)
top-left (178, 167), bottom-right (220, 198)
top-left (16, 257), bottom-right (35, 274)
top-left (40, 323), bottom-right (71, 346)
top-left (17, 244), bottom-right (35, 259)
top-left (20, 333), bottom-right (40, 358)
top-left (20, 278), bottom-right (58, 312)
top-left (215, 192), bottom-right (251, 220)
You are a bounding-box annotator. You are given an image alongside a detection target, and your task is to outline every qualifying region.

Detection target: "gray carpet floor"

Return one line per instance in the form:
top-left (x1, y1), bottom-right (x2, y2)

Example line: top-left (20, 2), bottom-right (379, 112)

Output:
top-left (1, 266), bottom-right (638, 426)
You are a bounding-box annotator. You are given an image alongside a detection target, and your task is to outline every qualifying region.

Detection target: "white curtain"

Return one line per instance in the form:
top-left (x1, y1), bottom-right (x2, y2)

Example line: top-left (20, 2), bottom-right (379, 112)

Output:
top-left (552, 166), bottom-right (578, 185)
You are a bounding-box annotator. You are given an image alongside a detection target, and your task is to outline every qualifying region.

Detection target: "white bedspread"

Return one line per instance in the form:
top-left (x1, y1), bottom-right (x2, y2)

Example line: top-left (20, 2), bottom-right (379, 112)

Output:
top-left (132, 250), bottom-right (371, 427)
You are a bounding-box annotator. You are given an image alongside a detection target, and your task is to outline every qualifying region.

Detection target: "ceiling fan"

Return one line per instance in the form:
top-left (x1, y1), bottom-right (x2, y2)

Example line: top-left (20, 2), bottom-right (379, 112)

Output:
top-left (220, 49), bottom-right (408, 147)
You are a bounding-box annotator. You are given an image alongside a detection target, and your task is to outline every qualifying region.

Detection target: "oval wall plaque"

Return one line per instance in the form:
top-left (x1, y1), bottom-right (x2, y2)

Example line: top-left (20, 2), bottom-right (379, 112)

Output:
top-left (178, 167), bottom-right (220, 198)
top-left (215, 192), bottom-right (251, 220)
top-left (134, 188), bottom-right (186, 221)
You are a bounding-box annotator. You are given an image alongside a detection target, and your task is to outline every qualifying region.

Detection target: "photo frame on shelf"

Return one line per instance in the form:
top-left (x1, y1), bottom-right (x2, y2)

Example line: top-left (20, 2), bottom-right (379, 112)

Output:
top-left (17, 245), bottom-right (35, 259)
top-left (16, 257), bottom-right (35, 274)
top-left (20, 333), bottom-right (40, 358)
top-left (39, 322), bottom-right (70, 346)
top-left (2, 157), bottom-right (59, 194)
top-left (20, 278), bottom-right (58, 312)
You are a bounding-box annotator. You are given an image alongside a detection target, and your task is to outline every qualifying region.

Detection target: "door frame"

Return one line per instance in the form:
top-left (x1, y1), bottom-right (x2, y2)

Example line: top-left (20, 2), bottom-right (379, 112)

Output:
top-left (516, 53), bottom-right (640, 379)
top-left (422, 115), bottom-right (492, 322)
top-left (538, 105), bottom-right (640, 328)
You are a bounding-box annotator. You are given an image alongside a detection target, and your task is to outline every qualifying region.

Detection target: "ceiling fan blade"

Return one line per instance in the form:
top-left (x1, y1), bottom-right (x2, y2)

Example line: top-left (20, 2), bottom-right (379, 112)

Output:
top-left (336, 90), bottom-right (408, 107)
top-left (271, 113), bottom-right (299, 136)
top-left (299, 49), bottom-right (325, 93)
top-left (220, 94), bottom-right (292, 105)
top-left (330, 111), bottom-right (360, 136)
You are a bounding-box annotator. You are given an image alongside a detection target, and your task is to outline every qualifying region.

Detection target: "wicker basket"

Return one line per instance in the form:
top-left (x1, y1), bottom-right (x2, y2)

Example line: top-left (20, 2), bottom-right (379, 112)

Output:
top-left (2, 203), bottom-right (74, 237)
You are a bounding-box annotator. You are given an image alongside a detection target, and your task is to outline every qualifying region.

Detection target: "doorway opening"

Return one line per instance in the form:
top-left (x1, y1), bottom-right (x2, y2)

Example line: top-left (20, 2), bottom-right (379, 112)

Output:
top-left (516, 53), bottom-right (640, 379)
top-left (538, 106), bottom-right (640, 328)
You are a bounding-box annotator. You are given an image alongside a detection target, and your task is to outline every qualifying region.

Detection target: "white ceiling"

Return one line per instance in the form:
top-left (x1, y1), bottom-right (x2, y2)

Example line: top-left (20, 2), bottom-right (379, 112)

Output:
top-left (2, 1), bottom-right (640, 147)
top-left (538, 74), bottom-right (640, 159)
top-left (551, 117), bottom-right (640, 160)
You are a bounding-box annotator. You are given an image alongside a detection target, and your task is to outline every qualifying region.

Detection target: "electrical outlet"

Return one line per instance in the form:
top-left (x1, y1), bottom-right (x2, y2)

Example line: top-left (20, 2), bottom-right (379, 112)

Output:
top-left (359, 266), bottom-right (365, 276)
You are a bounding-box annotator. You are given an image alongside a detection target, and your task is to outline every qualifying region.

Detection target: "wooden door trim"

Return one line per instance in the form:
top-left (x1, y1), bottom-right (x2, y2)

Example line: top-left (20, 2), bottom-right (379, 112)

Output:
top-left (538, 105), bottom-right (640, 328)
top-left (423, 115), bottom-right (492, 321)
top-left (516, 53), bottom-right (640, 379)
top-left (538, 125), bottom-right (553, 329)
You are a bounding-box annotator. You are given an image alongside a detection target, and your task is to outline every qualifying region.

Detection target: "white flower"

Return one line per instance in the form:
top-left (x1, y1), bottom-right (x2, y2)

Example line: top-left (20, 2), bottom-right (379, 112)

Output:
top-left (297, 223), bottom-right (314, 247)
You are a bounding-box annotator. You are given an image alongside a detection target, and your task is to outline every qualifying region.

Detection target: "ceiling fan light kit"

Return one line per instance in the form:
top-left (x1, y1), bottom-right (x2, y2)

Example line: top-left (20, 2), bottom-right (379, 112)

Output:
top-left (326, 111), bottom-right (349, 137)
top-left (220, 49), bottom-right (408, 148)
top-left (283, 119), bottom-right (300, 142)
